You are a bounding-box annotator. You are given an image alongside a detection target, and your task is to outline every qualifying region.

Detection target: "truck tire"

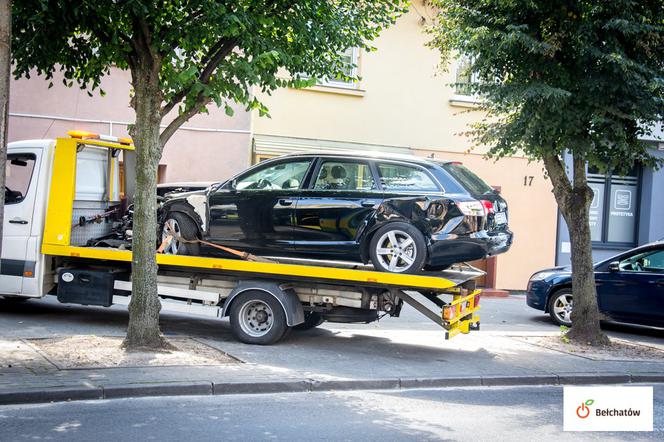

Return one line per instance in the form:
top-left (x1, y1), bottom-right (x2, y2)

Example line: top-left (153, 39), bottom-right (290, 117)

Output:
top-left (369, 222), bottom-right (427, 273)
top-left (229, 290), bottom-right (289, 345)
top-left (161, 212), bottom-right (200, 256)
top-left (293, 312), bottom-right (324, 331)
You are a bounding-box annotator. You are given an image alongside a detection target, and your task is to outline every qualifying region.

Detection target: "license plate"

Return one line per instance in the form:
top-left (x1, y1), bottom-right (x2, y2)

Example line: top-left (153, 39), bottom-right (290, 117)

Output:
top-left (494, 211), bottom-right (507, 225)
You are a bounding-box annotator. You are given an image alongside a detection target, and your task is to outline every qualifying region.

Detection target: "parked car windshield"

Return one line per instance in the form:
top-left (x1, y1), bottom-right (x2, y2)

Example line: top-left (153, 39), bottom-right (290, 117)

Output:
top-left (236, 160), bottom-right (311, 190)
top-left (442, 162), bottom-right (493, 195)
top-left (377, 163), bottom-right (439, 192)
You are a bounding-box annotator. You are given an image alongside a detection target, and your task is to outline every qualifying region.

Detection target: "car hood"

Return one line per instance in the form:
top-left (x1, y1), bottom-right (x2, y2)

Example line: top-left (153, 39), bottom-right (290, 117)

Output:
top-left (163, 188), bottom-right (208, 201)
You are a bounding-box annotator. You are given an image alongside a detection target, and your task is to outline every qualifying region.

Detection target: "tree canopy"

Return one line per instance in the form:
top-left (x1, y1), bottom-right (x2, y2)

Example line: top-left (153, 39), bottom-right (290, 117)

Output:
top-left (429, 0), bottom-right (664, 174)
top-left (13, 0), bottom-right (406, 144)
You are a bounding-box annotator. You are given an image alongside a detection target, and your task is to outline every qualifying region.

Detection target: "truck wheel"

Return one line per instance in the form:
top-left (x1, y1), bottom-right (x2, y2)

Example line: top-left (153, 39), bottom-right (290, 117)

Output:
top-left (293, 312), bottom-right (324, 331)
top-left (229, 290), bottom-right (288, 345)
top-left (161, 212), bottom-right (200, 256)
top-left (548, 288), bottom-right (573, 326)
top-left (369, 222), bottom-right (426, 273)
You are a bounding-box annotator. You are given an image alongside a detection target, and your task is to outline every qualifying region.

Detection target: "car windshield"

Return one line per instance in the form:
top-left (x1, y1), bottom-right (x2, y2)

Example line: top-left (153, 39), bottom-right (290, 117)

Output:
top-left (236, 160), bottom-right (311, 190)
top-left (442, 162), bottom-right (493, 195)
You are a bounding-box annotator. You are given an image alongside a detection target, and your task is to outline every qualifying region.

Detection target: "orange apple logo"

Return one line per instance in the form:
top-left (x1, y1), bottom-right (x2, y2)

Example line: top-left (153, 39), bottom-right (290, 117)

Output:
top-left (576, 399), bottom-right (594, 419)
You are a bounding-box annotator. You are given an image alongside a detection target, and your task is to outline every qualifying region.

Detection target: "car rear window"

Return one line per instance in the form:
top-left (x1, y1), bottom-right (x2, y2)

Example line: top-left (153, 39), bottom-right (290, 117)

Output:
top-left (442, 163), bottom-right (493, 195)
top-left (377, 163), bottom-right (439, 192)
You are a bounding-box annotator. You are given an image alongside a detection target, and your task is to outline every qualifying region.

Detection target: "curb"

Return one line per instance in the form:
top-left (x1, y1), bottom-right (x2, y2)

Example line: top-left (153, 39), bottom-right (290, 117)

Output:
top-left (1, 373), bottom-right (662, 406)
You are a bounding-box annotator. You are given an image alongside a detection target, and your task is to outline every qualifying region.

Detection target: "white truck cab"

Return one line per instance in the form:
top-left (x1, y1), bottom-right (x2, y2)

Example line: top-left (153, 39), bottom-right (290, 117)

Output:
top-left (2, 138), bottom-right (119, 298)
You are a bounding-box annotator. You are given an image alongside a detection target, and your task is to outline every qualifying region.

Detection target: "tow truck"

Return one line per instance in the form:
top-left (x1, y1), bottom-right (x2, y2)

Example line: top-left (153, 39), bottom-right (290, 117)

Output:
top-left (1, 133), bottom-right (481, 344)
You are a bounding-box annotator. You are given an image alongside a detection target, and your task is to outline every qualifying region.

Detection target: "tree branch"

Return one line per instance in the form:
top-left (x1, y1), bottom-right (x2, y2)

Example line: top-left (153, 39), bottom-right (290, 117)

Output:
top-left (572, 152), bottom-right (587, 189)
top-left (160, 37), bottom-right (237, 117)
top-left (543, 151), bottom-right (573, 214)
top-left (159, 95), bottom-right (211, 147)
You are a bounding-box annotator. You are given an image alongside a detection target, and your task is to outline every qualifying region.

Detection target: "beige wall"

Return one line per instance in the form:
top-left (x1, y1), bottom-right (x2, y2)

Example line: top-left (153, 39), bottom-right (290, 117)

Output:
top-left (252, 8), bottom-right (485, 153)
top-left (9, 68), bottom-right (251, 183)
top-left (414, 149), bottom-right (558, 290)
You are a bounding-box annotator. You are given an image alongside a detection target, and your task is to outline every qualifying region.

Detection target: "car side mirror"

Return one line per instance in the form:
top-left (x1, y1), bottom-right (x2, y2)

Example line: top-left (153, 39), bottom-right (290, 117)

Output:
top-left (608, 261), bottom-right (620, 272)
top-left (226, 179), bottom-right (237, 192)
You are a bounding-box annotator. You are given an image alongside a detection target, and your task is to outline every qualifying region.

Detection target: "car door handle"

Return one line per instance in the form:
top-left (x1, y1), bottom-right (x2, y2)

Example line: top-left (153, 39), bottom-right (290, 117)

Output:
top-left (361, 200), bottom-right (379, 208)
top-left (278, 199), bottom-right (293, 206)
top-left (9, 219), bottom-right (28, 225)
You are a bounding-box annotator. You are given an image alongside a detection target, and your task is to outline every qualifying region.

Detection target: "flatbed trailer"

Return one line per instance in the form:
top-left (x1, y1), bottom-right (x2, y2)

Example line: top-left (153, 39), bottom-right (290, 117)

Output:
top-left (2, 135), bottom-right (481, 344)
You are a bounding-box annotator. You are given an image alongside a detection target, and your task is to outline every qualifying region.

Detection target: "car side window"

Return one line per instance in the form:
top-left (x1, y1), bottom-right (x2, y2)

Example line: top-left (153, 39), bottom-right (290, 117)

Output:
top-left (5, 154), bottom-right (37, 205)
top-left (377, 163), bottom-right (439, 192)
top-left (619, 250), bottom-right (664, 273)
top-left (236, 160), bottom-right (311, 190)
top-left (313, 160), bottom-right (376, 191)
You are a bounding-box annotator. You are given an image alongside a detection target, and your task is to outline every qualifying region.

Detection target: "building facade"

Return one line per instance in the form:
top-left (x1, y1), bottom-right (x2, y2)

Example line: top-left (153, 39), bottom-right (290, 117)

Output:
top-left (555, 128), bottom-right (664, 266)
top-left (9, 69), bottom-right (252, 183)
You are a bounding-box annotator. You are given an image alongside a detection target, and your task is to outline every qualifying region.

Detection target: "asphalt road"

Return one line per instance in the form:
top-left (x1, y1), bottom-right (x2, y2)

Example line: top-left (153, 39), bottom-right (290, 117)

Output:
top-left (1, 385), bottom-right (661, 441)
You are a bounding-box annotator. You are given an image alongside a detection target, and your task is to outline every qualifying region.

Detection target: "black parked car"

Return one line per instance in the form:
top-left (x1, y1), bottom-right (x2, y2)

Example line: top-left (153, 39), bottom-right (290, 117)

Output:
top-left (158, 152), bottom-right (513, 273)
top-left (527, 241), bottom-right (664, 328)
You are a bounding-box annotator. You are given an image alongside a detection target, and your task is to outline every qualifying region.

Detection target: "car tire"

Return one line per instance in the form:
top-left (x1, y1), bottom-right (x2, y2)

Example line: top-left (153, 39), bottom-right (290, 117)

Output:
top-left (369, 222), bottom-right (427, 273)
top-left (548, 288), bottom-right (573, 327)
top-left (293, 312), bottom-right (325, 331)
top-left (229, 290), bottom-right (288, 345)
top-left (160, 212), bottom-right (200, 256)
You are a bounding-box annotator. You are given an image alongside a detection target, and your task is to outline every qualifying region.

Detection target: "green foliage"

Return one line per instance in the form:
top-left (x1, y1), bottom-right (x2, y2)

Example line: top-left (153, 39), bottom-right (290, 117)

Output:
top-left (428, 0), bottom-right (664, 174)
top-left (12, 0), bottom-right (406, 121)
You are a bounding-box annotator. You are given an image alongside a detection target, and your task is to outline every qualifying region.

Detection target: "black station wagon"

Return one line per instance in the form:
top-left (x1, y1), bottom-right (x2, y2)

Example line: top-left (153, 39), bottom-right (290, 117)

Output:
top-left (159, 152), bottom-right (513, 273)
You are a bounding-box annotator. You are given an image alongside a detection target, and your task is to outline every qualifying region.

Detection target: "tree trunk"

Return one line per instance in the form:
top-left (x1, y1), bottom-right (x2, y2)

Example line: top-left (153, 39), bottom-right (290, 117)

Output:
top-left (543, 153), bottom-right (608, 346)
top-left (122, 60), bottom-right (168, 350)
top-left (0, 0), bottom-right (11, 259)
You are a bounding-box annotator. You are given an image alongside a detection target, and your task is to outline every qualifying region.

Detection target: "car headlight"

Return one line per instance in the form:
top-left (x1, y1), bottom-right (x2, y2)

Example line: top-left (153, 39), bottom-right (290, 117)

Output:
top-left (529, 271), bottom-right (555, 281)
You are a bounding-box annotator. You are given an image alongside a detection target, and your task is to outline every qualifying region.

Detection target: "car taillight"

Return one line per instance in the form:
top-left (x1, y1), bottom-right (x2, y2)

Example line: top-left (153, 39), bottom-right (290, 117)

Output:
top-left (480, 200), bottom-right (494, 215)
top-left (456, 201), bottom-right (484, 216)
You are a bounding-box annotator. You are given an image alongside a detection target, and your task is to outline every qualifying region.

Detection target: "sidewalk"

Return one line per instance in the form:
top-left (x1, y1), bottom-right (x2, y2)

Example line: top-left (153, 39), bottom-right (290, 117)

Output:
top-left (2, 327), bottom-right (663, 405)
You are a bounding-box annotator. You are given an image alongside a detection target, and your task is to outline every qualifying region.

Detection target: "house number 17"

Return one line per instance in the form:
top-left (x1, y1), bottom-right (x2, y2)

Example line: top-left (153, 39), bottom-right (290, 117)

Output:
top-left (524, 176), bottom-right (534, 186)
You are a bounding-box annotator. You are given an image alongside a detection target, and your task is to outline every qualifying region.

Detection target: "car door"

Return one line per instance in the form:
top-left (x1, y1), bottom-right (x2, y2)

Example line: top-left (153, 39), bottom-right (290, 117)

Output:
top-left (1, 150), bottom-right (41, 294)
top-left (596, 248), bottom-right (664, 326)
top-left (292, 158), bottom-right (382, 259)
top-left (207, 158), bottom-right (313, 255)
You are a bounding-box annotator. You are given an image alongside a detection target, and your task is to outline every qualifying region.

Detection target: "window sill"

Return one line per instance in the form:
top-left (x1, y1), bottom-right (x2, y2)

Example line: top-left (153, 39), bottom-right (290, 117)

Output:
top-left (449, 96), bottom-right (482, 108)
top-left (299, 84), bottom-right (366, 97)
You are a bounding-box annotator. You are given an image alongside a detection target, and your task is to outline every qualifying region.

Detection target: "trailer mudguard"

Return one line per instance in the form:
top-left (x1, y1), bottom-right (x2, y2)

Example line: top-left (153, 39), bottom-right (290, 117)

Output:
top-left (223, 280), bottom-right (304, 326)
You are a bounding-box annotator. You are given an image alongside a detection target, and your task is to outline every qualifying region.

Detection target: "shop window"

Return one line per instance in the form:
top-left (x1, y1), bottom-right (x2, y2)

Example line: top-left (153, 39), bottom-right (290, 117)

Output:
top-left (588, 165), bottom-right (640, 246)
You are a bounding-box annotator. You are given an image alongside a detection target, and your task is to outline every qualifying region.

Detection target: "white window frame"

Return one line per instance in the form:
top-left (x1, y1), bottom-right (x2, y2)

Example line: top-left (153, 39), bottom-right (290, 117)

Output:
top-left (452, 55), bottom-right (480, 103)
top-left (318, 47), bottom-right (360, 90)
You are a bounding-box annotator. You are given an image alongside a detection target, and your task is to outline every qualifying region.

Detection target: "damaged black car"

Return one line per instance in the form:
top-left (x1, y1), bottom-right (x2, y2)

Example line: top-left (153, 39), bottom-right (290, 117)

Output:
top-left (158, 152), bottom-right (513, 273)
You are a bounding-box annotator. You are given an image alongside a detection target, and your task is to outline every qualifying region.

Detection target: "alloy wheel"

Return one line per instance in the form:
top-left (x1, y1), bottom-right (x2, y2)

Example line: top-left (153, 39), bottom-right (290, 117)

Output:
top-left (161, 219), bottom-right (181, 255)
top-left (375, 230), bottom-right (417, 272)
top-left (552, 293), bottom-right (573, 325)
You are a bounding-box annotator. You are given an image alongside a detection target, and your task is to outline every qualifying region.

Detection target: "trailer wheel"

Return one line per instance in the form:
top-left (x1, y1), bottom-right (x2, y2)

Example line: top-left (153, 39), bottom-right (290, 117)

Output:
top-left (229, 290), bottom-right (288, 345)
top-left (293, 312), bottom-right (324, 331)
top-left (161, 212), bottom-right (200, 256)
